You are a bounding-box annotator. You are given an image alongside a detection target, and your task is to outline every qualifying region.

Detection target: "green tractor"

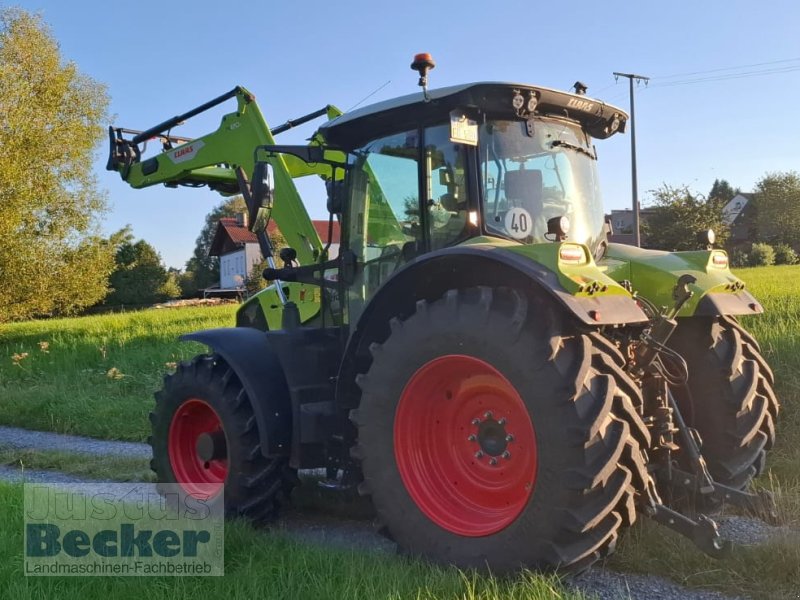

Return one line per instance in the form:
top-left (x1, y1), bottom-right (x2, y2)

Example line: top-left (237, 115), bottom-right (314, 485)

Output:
top-left (108, 55), bottom-right (778, 572)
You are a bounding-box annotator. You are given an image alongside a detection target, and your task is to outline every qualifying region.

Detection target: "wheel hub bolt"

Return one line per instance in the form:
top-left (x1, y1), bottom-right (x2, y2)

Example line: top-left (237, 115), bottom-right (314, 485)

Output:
top-left (489, 457), bottom-right (498, 466)
top-left (467, 434), bottom-right (477, 442)
top-left (471, 418), bottom-right (481, 426)
top-left (498, 418), bottom-right (506, 426)
top-left (475, 450), bottom-right (484, 459)
top-left (502, 451), bottom-right (511, 459)
top-left (505, 434), bottom-right (514, 442)
top-left (484, 411), bottom-right (493, 419)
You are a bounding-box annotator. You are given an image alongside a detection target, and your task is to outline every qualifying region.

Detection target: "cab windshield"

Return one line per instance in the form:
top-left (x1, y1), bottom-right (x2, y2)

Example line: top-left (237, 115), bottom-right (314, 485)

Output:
top-left (480, 118), bottom-right (605, 250)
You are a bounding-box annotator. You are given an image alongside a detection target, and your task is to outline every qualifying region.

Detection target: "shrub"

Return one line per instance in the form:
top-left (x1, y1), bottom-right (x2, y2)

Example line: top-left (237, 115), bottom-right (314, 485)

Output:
top-left (729, 248), bottom-right (750, 268)
top-left (773, 243), bottom-right (798, 265)
top-left (749, 243), bottom-right (776, 267)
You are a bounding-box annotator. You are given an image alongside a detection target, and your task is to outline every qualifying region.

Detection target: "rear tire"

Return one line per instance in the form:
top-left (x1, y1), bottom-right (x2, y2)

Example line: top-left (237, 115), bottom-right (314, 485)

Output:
top-left (149, 354), bottom-right (297, 522)
top-left (352, 287), bottom-right (651, 572)
top-left (667, 316), bottom-right (779, 490)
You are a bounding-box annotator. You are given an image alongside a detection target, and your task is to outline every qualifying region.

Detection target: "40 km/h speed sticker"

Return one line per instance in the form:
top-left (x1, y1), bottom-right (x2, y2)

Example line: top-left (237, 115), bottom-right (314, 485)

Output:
top-left (504, 207), bottom-right (533, 240)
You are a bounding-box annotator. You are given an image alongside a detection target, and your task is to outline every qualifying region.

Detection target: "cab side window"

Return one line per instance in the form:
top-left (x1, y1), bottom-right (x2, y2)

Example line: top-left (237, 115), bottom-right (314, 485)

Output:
top-left (347, 130), bottom-right (421, 310)
top-left (424, 125), bottom-right (470, 250)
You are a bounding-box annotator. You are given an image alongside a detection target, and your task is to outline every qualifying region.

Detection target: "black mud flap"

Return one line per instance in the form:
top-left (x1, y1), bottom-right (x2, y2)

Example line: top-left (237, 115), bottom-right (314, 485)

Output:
top-left (181, 327), bottom-right (291, 457)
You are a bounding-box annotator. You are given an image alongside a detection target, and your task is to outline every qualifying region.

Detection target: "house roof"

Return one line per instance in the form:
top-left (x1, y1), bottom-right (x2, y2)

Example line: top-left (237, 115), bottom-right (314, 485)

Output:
top-left (268, 219), bottom-right (341, 245)
top-left (209, 217), bottom-right (341, 257)
top-left (208, 218), bottom-right (258, 257)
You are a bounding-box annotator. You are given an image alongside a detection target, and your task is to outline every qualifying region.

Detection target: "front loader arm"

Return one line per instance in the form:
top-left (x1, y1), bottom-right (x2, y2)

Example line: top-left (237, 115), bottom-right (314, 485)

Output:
top-left (107, 86), bottom-right (343, 267)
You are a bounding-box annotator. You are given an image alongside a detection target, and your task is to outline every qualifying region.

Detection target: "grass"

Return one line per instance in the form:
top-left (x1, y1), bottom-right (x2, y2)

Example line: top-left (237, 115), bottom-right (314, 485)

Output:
top-left (0, 305), bottom-right (236, 440)
top-left (732, 266), bottom-right (800, 484)
top-left (0, 481), bottom-right (584, 600)
top-left (0, 448), bottom-right (154, 482)
top-left (608, 519), bottom-right (800, 600)
top-left (1, 266), bottom-right (800, 597)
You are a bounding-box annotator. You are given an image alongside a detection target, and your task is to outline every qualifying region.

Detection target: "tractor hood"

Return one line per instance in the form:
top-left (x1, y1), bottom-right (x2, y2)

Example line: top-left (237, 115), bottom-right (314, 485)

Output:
top-left (601, 243), bottom-right (764, 317)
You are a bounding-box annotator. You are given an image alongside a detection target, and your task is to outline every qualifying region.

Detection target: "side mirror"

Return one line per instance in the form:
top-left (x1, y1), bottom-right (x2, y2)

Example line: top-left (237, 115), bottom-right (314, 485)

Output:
top-left (250, 162), bottom-right (274, 220)
top-left (326, 179), bottom-right (344, 214)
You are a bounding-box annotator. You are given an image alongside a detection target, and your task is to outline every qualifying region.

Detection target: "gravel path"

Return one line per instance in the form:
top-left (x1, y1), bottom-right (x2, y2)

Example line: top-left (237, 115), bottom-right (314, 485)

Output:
top-left (0, 465), bottom-right (114, 484)
top-left (717, 515), bottom-right (790, 546)
top-left (0, 426), bottom-right (782, 599)
top-left (0, 425), bottom-right (150, 458)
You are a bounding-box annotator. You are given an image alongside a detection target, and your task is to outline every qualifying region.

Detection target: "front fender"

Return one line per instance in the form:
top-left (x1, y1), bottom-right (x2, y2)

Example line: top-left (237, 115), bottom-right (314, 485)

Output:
top-left (601, 243), bottom-right (763, 317)
top-left (181, 327), bottom-right (291, 456)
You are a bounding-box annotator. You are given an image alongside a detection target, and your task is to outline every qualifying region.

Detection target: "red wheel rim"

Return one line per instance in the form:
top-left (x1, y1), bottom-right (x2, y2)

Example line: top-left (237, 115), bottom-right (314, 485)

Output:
top-left (168, 398), bottom-right (227, 497)
top-left (394, 355), bottom-right (538, 536)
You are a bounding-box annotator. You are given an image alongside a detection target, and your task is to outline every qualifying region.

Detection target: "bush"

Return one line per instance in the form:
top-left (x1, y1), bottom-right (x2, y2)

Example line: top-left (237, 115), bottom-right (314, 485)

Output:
top-left (748, 243), bottom-right (776, 267)
top-left (773, 243), bottom-right (798, 265)
top-left (729, 248), bottom-right (750, 268)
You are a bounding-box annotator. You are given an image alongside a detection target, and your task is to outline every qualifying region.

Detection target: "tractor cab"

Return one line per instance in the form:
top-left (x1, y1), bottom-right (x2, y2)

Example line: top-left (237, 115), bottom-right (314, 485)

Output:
top-left (314, 82), bottom-right (628, 316)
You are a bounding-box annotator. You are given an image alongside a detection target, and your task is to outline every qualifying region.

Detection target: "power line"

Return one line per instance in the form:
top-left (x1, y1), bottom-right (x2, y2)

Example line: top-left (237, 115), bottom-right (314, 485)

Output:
top-left (598, 56), bottom-right (800, 99)
top-left (648, 65), bottom-right (800, 88)
top-left (651, 56), bottom-right (800, 80)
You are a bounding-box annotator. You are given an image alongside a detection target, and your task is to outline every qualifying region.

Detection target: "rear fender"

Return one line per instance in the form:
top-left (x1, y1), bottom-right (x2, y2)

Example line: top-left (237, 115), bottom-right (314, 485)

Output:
top-left (181, 328), bottom-right (291, 457)
top-left (602, 244), bottom-right (763, 317)
top-left (336, 244), bottom-right (647, 406)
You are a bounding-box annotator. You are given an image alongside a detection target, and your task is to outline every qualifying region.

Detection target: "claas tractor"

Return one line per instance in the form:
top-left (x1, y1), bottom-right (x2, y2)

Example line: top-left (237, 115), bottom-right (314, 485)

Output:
top-left (107, 55), bottom-right (778, 572)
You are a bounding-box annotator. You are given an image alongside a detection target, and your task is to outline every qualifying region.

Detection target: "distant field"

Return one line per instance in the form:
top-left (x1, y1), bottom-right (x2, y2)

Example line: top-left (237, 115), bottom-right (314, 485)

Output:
top-left (0, 305), bottom-right (236, 440)
top-left (0, 266), bottom-right (796, 445)
top-left (731, 266), bottom-right (800, 482)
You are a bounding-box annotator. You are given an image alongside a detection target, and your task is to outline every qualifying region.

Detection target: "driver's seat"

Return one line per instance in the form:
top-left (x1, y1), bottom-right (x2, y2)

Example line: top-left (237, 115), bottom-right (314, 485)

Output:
top-left (504, 169), bottom-right (543, 211)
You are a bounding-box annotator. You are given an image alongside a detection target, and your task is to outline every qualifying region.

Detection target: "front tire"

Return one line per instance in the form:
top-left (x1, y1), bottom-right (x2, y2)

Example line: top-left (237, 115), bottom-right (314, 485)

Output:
top-left (667, 316), bottom-right (779, 490)
top-left (352, 287), bottom-right (651, 572)
top-left (149, 354), bottom-right (296, 522)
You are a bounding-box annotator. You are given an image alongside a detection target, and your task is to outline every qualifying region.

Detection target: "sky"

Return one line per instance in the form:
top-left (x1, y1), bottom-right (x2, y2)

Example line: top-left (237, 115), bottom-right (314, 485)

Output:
top-left (13, 0), bottom-right (800, 268)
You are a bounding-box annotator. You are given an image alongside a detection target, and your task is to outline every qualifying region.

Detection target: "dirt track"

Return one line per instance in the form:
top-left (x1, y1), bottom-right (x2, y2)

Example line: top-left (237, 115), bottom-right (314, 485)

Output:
top-left (0, 425), bottom-right (772, 599)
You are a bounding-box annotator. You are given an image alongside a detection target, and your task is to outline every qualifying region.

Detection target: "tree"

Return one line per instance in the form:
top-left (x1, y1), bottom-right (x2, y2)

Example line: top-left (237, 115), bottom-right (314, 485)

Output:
top-left (0, 9), bottom-right (113, 321)
top-left (160, 268), bottom-right (183, 300)
top-left (708, 179), bottom-right (739, 205)
top-left (754, 171), bottom-right (800, 247)
top-left (182, 196), bottom-right (247, 296)
top-left (105, 239), bottom-right (177, 305)
top-left (643, 184), bottom-right (729, 251)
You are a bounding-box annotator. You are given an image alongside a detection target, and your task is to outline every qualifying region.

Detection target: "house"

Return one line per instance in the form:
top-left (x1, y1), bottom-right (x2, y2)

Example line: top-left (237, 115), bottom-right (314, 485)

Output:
top-left (606, 208), bottom-right (656, 246)
top-left (207, 215), bottom-right (262, 295)
top-left (722, 193), bottom-right (757, 245)
top-left (207, 214), bottom-right (341, 296)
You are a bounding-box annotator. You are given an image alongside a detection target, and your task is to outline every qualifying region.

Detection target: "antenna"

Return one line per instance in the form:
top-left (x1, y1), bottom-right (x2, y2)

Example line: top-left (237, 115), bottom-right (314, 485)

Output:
top-left (346, 80), bottom-right (392, 112)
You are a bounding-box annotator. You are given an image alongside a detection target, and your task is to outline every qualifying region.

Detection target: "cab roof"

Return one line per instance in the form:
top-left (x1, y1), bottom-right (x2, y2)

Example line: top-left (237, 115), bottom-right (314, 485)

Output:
top-left (319, 82), bottom-right (628, 150)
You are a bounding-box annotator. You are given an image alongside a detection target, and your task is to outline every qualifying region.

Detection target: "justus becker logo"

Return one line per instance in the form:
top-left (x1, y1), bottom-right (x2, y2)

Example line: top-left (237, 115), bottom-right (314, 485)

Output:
top-left (24, 483), bottom-right (224, 576)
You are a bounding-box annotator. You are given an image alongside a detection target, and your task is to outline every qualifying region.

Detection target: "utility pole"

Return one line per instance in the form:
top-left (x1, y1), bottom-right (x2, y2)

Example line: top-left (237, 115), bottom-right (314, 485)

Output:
top-left (613, 72), bottom-right (649, 247)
